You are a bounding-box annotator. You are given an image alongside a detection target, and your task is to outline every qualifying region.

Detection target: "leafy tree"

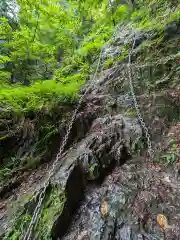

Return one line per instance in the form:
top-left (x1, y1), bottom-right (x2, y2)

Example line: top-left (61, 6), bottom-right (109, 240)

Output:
top-left (0, 0), bottom-right (130, 85)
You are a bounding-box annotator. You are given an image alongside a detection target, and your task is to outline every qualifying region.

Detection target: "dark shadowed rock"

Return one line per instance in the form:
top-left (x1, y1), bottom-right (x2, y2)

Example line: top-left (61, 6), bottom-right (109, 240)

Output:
top-left (163, 20), bottom-right (180, 41)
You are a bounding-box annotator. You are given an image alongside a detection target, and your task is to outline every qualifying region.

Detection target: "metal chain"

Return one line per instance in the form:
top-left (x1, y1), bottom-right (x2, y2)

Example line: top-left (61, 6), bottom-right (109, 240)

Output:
top-left (23, 48), bottom-right (104, 240)
top-left (23, 37), bottom-right (155, 239)
top-left (127, 37), bottom-right (154, 159)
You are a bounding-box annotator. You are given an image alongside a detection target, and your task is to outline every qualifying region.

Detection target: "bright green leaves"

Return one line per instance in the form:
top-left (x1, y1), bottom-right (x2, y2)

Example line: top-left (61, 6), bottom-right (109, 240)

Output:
top-left (0, 55), bottom-right (10, 64)
top-left (0, 0), bottom-right (132, 85)
top-left (0, 16), bottom-right (12, 38)
top-left (113, 5), bottom-right (129, 22)
top-left (79, 41), bottom-right (103, 57)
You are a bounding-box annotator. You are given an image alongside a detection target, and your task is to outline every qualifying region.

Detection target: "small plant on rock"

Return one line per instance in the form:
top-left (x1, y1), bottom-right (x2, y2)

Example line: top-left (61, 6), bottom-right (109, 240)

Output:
top-left (131, 136), bottom-right (145, 155)
top-left (161, 143), bottom-right (180, 165)
top-left (88, 163), bottom-right (99, 179)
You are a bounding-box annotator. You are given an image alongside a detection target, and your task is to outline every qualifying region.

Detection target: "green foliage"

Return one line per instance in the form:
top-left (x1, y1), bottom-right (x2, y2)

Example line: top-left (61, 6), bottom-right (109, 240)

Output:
top-left (0, 79), bottom-right (80, 182)
top-left (103, 53), bottom-right (127, 70)
top-left (88, 163), bottom-right (99, 179)
top-left (132, 1), bottom-right (180, 30)
top-left (0, 80), bottom-right (79, 117)
top-left (0, 55), bottom-right (10, 64)
top-left (1, 0), bottom-right (180, 238)
top-left (0, 0), bottom-right (127, 84)
top-left (0, 0), bottom-right (132, 86)
top-left (0, 156), bottom-right (20, 181)
top-left (35, 186), bottom-right (66, 239)
top-left (4, 186), bottom-right (66, 240)
top-left (0, 151), bottom-right (47, 181)
top-left (4, 213), bottom-right (32, 240)
top-left (161, 143), bottom-right (180, 165)
top-left (103, 58), bottom-right (114, 69)
top-left (0, 0), bottom-right (179, 178)
top-left (124, 108), bottom-right (137, 117)
top-left (113, 5), bottom-right (129, 23)
top-left (0, 16), bottom-right (12, 37)
top-left (170, 10), bottom-right (180, 21)
top-left (131, 136), bottom-right (145, 155)
top-left (0, 70), bottom-right (11, 82)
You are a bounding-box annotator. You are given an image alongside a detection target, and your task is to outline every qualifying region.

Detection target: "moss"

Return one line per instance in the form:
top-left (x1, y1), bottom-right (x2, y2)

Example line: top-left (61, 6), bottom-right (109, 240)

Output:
top-left (170, 10), bottom-right (180, 21)
top-left (35, 186), bottom-right (66, 239)
top-left (124, 108), bottom-right (137, 117)
top-left (4, 193), bottom-right (34, 240)
top-left (103, 58), bottom-right (114, 69)
top-left (4, 214), bottom-right (32, 240)
top-left (88, 163), bottom-right (99, 179)
top-left (103, 52), bottom-right (127, 71)
top-left (4, 186), bottom-right (66, 240)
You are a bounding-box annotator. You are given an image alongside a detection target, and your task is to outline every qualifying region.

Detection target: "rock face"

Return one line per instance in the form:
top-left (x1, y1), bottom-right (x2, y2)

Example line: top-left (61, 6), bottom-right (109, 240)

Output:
top-left (1, 18), bottom-right (180, 240)
top-left (50, 113), bottom-right (142, 239)
top-left (102, 23), bottom-right (158, 61)
top-left (0, 107), bottom-right (142, 239)
top-left (103, 19), bottom-right (180, 62)
top-left (76, 114), bottom-right (142, 180)
top-left (62, 159), bottom-right (180, 240)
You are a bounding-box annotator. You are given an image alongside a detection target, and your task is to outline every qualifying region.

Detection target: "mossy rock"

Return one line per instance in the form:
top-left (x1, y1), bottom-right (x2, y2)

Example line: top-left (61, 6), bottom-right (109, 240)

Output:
top-left (2, 146), bottom-right (86, 240)
top-left (4, 186), bottom-right (66, 240)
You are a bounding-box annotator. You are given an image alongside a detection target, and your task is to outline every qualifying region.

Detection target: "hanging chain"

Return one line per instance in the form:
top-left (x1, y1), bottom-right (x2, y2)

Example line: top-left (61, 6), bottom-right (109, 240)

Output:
top-left (23, 49), bottom-right (103, 240)
top-left (23, 36), bottom-right (155, 239)
top-left (127, 37), bottom-right (155, 160)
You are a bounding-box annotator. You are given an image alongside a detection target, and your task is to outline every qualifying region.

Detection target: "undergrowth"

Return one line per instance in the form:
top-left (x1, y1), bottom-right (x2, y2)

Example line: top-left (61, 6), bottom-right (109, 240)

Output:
top-left (0, 80), bottom-right (80, 117)
top-left (0, 79), bottom-right (80, 181)
top-left (161, 143), bottom-right (180, 165)
top-left (132, 0), bottom-right (180, 30)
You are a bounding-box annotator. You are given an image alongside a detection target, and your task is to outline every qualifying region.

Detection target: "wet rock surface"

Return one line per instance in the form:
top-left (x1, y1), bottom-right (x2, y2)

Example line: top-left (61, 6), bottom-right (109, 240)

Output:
top-left (0, 111), bottom-right (142, 238)
top-left (50, 113), bottom-right (142, 239)
top-left (62, 161), bottom-right (180, 240)
top-left (76, 114), bottom-right (142, 180)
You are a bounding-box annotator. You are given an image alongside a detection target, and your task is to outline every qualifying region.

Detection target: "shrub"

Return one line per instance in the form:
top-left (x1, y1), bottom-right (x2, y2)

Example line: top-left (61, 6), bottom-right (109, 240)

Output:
top-left (0, 80), bottom-right (80, 117)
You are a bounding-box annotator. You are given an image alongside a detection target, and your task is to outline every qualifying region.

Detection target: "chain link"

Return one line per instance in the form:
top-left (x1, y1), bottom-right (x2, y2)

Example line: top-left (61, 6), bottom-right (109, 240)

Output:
top-left (127, 37), bottom-right (155, 159)
top-left (23, 48), bottom-right (104, 240)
